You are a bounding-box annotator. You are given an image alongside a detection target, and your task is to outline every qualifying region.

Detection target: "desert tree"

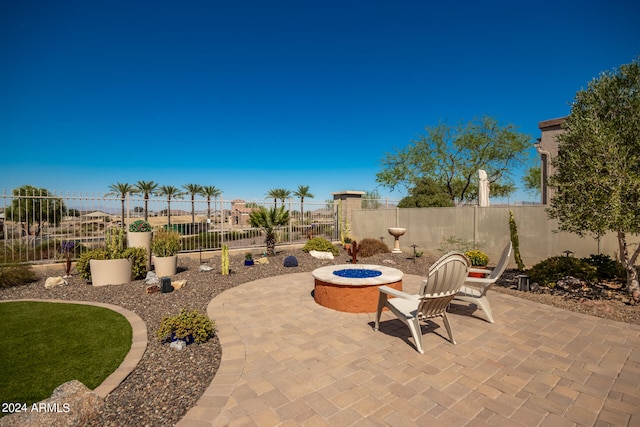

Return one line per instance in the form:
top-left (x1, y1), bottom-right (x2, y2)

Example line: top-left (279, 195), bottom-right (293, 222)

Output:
top-left (133, 180), bottom-right (158, 221)
top-left (107, 182), bottom-right (135, 229)
top-left (547, 58), bottom-right (640, 302)
top-left (522, 166), bottom-right (541, 198)
top-left (249, 205), bottom-right (290, 255)
top-left (6, 185), bottom-right (66, 238)
top-left (376, 116), bottom-right (531, 205)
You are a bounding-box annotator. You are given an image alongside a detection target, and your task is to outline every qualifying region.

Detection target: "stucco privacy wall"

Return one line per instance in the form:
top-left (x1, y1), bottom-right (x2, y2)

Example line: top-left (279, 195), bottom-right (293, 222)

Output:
top-left (350, 205), bottom-right (640, 267)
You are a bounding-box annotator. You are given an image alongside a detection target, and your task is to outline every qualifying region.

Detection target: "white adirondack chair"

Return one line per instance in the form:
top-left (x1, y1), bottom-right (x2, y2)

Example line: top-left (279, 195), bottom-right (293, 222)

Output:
top-left (455, 241), bottom-right (513, 324)
top-left (374, 252), bottom-right (470, 354)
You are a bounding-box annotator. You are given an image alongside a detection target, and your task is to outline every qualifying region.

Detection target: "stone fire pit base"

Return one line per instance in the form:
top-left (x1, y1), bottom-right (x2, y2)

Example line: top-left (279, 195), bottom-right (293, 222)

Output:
top-left (312, 264), bottom-right (404, 313)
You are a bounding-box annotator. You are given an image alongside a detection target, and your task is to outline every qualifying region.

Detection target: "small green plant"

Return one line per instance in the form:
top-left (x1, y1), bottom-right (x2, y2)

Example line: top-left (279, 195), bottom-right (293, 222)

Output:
top-left (129, 220), bottom-right (152, 233)
top-left (244, 252), bottom-right (253, 261)
top-left (465, 250), bottom-right (489, 267)
top-left (358, 238), bottom-right (391, 257)
top-left (156, 308), bottom-right (216, 344)
top-left (302, 237), bottom-right (339, 255)
top-left (151, 229), bottom-right (182, 257)
top-left (221, 244), bottom-right (229, 275)
top-left (528, 256), bottom-right (598, 287)
top-left (343, 236), bottom-right (352, 244)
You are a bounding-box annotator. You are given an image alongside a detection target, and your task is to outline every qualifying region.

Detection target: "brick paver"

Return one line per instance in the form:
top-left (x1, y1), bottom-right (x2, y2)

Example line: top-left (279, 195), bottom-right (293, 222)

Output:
top-left (177, 272), bottom-right (640, 426)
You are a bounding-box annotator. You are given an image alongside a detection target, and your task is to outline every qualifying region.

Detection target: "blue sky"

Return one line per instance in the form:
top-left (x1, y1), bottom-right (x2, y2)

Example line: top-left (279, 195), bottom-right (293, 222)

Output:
top-left (1, 0), bottom-right (639, 203)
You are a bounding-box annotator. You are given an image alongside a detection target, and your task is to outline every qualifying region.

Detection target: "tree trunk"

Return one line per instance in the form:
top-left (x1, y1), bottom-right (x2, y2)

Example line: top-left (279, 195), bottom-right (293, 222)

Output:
top-left (617, 231), bottom-right (640, 302)
top-left (266, 233), bottom-right (276, 256)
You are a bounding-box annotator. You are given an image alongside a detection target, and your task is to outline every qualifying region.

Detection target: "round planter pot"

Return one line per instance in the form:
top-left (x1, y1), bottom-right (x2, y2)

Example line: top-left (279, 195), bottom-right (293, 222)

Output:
top-left (244, 260), bottom-right (254, 266)
top-left (127, 231), bottom-right (152, 270)
top-left (90, 258), bottom-right (132, 286)
top-left (154, 255), bottom-right (178, 277)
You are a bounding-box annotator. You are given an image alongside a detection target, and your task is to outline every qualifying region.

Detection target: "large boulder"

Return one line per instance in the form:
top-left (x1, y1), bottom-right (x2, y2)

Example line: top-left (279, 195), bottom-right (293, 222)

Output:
top-left (0, 380), bottom-right (103, 427)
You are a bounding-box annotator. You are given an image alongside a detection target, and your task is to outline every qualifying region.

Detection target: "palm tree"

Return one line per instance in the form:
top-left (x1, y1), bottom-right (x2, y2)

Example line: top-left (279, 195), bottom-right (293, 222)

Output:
top-left (249, 205), bottom-right (290, 255)
top-left (182, 183), bottom-right (203, 230)
top-left (107, 182), bottom-right (135, 229)
top-left (156, 185), bottom-right (185, 227)
top-left (266, 188), bottom-right (279, 207)
top-left (133, 180), bottom-right (158, 221)
top-left (200, 185), bottom-right (222, 229)
top-left (293, 185), bottom-right (314, 224)
top-left (266, 188), bottom-right (290, 207)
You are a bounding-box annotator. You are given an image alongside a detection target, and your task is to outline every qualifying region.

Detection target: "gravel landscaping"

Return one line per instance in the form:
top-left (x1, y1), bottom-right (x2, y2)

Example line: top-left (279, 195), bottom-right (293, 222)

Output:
top-left (1, 247), bottom-right (638, 426)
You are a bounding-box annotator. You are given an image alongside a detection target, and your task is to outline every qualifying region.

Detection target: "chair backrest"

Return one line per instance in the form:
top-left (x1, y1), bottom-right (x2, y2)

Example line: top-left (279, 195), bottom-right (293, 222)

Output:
top-left (419, 251), bottom-right (470, 296)
top-left (417, 252), bottom-right (469, 318)
top-left (488, 241), bottom-right (513, 280)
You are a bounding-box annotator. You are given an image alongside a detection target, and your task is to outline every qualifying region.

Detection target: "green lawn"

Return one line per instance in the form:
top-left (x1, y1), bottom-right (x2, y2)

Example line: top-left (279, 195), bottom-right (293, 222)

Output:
top-left (0, 301), bottom-right (132, 410)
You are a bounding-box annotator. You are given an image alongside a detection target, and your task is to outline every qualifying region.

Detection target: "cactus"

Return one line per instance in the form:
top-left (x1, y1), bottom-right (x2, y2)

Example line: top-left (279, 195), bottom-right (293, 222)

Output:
top-left (509, 210), bottom-right (526, 271)
top-left (221, 244), bottom-right (229, 275)
top-left (105, 227), bottom-right (126, 259)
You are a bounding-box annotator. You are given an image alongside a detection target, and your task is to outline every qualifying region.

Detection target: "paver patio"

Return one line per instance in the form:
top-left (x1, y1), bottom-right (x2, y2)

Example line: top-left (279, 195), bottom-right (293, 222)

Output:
top-left (177, 272), bottom-right (640, 426)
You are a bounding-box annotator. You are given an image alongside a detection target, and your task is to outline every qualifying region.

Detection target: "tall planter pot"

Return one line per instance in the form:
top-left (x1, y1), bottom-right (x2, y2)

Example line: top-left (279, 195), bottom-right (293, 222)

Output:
top-left (127, 231), bottom-right (152, 270)
top-left (154, 255), bottom-right (178, 277)
top-left (90, 258), bottom-right (132, 286)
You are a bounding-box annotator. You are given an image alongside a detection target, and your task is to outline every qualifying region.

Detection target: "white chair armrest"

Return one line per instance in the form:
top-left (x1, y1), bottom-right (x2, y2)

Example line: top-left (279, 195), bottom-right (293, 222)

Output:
top-left (464, 276), bottom-right (495, 285)
top-left (378, 286), bottom-right (418, 300)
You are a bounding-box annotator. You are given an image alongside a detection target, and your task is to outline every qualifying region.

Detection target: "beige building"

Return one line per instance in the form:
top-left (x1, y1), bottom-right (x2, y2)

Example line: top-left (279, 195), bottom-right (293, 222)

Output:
top-left (536, 117), bottom-right (566, 204)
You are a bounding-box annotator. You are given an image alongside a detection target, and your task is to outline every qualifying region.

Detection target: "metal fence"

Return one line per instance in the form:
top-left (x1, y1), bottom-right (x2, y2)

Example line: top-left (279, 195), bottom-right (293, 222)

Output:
top-left (0, 189), bottom-right (345, 264)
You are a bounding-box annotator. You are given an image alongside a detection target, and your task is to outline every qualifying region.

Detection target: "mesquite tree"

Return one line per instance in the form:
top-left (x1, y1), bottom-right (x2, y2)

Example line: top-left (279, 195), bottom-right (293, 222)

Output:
top-left (547, 58), bottom-right (640, 301)
top-left (376, 116), bottom-right (531, 206)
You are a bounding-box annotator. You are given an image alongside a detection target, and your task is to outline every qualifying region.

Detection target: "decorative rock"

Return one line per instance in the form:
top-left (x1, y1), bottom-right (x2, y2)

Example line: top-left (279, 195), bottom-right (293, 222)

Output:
top-left (170, 340), bottom-right (186, 351)
top-left (44, 276), bottom-right (68, 289)
top-left (283, 256), bottom-right (298, 267)
top-left (309, 250), bottom-right (334, 260)
top-left (172, 279), bottom-right (187, 290)
top-left (199, 264), bottom-right (213, 272)
top-left (255, 257), bottom-right (269, 265)
top-left (144, 271), bottom-right (159, 284)
top-left (0, 380), bottom-right (103, 426)
top-left (382, 259), bottom-right (397, 265)
top-left (145, 285), bottom-right (160, 294)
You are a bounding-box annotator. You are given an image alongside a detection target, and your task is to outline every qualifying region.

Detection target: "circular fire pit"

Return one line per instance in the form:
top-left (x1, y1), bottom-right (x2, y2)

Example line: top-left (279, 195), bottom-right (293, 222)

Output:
top-left (312, 264), bottom-right (403, 313)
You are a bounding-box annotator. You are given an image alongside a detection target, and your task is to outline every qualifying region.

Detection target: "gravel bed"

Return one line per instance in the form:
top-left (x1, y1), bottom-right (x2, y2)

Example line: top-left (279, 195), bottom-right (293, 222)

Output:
top-left (1, 248), bottom-right (638, 426)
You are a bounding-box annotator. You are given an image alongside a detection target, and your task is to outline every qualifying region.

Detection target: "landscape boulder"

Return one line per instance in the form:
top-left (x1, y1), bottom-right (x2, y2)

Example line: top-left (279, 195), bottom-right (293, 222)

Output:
top-left (0, 380), bottom-right (103, 427)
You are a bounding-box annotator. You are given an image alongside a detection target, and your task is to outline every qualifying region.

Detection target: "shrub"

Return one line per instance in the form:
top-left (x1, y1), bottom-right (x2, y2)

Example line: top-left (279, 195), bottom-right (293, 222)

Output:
top-left (151, 229), bottom-right (182, 257)
top-left (124, 247), bottom-right (148, 280)
top-left (302, 237), bottom-right (339, 256)
top-left (156, 308), bottom-right (216, 344)
top-left (465, 250), bottom-right (489, 267)
top-left (0, 261), bottom-right (37, 287)
top-left (528, 256), bottom-right (598, 287)
top-left (284, 255), bottom-right (298, 267)
top-left (581, 254), bottom-right (626, 281)
top-left (358, 238), bottom-right (390, 257)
